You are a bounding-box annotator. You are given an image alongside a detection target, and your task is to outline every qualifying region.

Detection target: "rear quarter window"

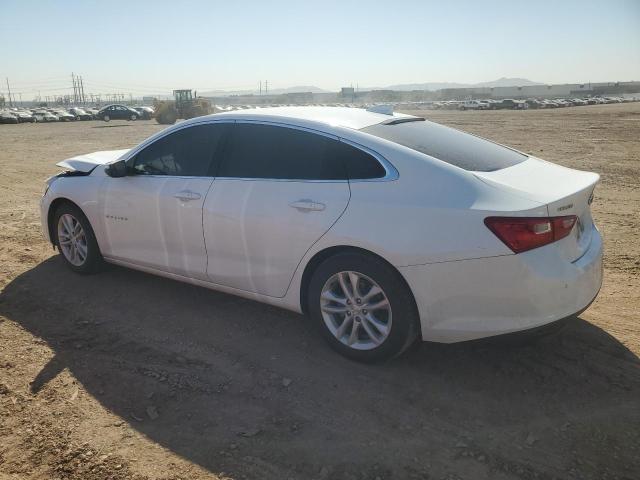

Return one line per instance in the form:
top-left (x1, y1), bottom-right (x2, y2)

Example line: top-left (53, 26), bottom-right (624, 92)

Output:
top-left (361, 120), bottom-right (527, 172)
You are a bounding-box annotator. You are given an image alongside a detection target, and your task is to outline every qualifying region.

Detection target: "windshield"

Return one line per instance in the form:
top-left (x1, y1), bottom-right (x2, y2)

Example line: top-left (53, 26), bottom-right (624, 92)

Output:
top-left (360, 120), bottom-right (527, 172)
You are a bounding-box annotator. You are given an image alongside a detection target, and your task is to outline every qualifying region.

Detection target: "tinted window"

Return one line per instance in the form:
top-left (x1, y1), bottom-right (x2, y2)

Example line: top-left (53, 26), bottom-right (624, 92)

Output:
top-left (331, 141), bottom-right (386, 179)
top-left (133, 124), bottom-right (226, 176)
top-left (361, 120), bottom-right (526, 172)
top-left (218, 124), bottom-right (345, 180)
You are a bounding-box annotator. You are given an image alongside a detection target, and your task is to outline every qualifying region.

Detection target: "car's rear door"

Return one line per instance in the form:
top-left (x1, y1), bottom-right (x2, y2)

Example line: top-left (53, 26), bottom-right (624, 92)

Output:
top-left (100, 123), bottom-right (228, 280)
top-left (202, 122), bottom-right (351, 297)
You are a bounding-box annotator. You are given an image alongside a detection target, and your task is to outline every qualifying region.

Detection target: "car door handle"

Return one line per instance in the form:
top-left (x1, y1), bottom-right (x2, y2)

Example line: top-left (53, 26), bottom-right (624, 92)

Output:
top-left (173, 190), bottom-right (201, 202)
top-left (288, 199), bottom-right (326, 212)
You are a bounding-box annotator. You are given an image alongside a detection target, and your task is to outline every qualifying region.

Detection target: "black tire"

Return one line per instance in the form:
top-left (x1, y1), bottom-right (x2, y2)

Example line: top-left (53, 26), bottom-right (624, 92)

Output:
top-left (53, 203), bottom-right (103, 274)
top-left (308, 251), bottom-right (419, 362)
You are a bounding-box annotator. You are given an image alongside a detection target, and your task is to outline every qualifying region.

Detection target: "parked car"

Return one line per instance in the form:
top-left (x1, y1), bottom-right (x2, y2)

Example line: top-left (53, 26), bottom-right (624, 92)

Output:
top-left (68, 107), bottom-right (93, 121)
top-left (525, 99), bottom-right (544, 109)
top-left (0, 110), bottom-right (19, 124)
top-left (97, 104), bottom-right (140, 121)
top-left (540, 99), bottom-right (558, 108)
top-left (53, 110), bottom-right (76, 121)
top-left (133, 106), bottom-right (154, 120)
top-left (33, 110), bottom-right (59, 122)
top-left (459, 100), bottom-right (489, 111)
top-left (40, 107), bottom-right (602, 362)
top-left (15, 110), bottom-right (37, 123)
top-left (495, 99), bottom-right (527, 110)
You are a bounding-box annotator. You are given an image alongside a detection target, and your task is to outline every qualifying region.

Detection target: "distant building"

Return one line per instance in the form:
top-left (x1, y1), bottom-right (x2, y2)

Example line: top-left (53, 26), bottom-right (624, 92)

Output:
top-left (340, 87), bottom-right (355, 96)
top-left (439, 81), bottom-right (640, 100)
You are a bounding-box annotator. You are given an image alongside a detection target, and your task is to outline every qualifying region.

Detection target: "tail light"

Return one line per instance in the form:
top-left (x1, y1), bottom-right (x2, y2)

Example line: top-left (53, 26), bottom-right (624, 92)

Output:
top-left (484, 216), bottom-right (577, 253)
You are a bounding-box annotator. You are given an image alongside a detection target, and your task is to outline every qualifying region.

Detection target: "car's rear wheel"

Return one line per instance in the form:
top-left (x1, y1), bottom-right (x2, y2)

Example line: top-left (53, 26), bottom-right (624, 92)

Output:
top-left (130, 114), bottom-right (137, 121)
top-left (103, 115), bottom-right (110, 122)
top-left (54, 203), bottom-right (103, 274)
top-left (309, 252), bottom-right (419, 362)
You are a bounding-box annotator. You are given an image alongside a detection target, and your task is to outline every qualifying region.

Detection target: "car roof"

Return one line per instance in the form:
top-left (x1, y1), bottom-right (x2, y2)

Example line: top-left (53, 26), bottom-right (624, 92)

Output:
top-left (202, 106), bottom-right (416, 131)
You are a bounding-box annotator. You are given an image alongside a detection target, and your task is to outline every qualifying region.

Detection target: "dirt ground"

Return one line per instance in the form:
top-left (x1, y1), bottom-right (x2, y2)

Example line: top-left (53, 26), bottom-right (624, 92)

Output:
top-left (0, 103), bottom-right (638, 480)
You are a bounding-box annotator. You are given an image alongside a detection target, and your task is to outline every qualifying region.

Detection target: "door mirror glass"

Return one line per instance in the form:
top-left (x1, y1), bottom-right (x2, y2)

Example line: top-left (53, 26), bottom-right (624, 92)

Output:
top-left (105, 159), bottom-right (128, 178)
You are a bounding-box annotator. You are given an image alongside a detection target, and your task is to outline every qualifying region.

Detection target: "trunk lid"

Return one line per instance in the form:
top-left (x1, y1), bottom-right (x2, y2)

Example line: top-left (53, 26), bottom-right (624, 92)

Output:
top-left (56, 149), bottom-right (130, 173)
top-left (474, 157), bottom-right (599, 261)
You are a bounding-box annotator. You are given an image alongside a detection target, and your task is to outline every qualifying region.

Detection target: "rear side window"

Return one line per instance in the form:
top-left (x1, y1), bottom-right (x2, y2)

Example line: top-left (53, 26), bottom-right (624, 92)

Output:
top-left (133, 123), bottom-right (226, 176)
top-left (218, 124), bottom-right (345, 180)
top-left (330, 141), bottom-right (386, 180)
top-left (361, 120), bottom-right (526, 172)
top-left (217, 123), bottom-right (386, 181)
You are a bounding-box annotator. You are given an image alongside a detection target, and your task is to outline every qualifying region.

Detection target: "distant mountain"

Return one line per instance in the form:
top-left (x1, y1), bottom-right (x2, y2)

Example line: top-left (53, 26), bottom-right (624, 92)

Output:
top-left (196, 78), bottom-right (544, 97)
top-left (474, 77), bottom-right (544, 88)
top-left (372, 78), bottom-right (544, 92)
top-left (200, 85), bottom-right (330, 97)
top-left (381, 82), bottom-right (470, 91)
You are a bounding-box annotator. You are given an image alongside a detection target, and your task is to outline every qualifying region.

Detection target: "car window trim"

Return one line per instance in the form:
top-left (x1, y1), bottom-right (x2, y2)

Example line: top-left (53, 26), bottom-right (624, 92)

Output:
top-left (119, 117), bottom-right (398, 182)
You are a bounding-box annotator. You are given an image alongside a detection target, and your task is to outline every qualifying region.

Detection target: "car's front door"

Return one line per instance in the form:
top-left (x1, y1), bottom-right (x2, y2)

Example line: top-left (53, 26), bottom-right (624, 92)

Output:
top-left (100, 123), bottom-right (227, 280)
top-left (203, 122), bottom-right (351, 297)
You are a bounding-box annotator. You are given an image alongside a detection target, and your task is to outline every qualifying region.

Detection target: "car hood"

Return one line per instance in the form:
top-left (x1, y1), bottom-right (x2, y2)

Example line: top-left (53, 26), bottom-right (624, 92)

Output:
top-left (56, 149), bottom-right (130, 173)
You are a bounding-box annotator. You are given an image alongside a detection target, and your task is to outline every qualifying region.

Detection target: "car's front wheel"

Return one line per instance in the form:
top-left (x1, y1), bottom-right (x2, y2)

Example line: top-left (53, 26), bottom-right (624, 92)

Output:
top-left (103, 115), bottom-right (110, 122)
top-left (309, 252), bottom-right (419, 362)
top-left (54, 203), bottom-right (103, 274)
top-left (130, 114), bottom-right (137, 121)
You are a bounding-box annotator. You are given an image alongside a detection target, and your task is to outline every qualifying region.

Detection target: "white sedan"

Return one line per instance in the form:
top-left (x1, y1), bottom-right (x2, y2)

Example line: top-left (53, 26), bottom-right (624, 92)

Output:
top-left (40, 107), bottom-right (603, 361)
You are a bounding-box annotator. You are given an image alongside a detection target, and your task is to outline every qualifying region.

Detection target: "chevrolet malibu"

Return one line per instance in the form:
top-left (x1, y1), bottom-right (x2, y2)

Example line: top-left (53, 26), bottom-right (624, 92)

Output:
top-left (40, 107), bottom-right (603, 362)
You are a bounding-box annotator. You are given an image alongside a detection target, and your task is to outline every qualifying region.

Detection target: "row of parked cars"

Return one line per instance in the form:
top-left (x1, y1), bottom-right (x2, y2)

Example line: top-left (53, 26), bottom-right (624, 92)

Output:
top-left (432, 96), bottom-right (637, 111)
top-left (0, 105), bottom-right (155, 124)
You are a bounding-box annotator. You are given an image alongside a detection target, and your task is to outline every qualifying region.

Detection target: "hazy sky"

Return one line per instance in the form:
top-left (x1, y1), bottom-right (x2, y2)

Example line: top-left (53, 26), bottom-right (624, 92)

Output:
top-left (2, 0), bottom-right (639, 98)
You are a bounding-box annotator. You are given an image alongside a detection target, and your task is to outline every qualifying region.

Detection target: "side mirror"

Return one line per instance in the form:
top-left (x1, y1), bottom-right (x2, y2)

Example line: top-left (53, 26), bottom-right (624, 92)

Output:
top-left (105, 159), bottom-right (128, 178)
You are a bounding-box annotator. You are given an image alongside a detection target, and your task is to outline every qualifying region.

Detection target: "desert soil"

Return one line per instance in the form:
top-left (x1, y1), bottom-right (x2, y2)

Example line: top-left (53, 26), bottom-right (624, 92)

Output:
top-left (0, 103), bottom-right (638, 480)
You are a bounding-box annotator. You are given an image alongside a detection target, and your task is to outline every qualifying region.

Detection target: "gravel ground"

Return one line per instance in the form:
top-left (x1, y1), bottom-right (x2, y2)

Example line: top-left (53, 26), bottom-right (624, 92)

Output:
top-left (0, 103), bottom-right (639, 480)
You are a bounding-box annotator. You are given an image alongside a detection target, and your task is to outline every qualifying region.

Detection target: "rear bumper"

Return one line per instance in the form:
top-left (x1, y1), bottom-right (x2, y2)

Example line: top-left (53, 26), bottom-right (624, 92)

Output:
top-left (399, 227), bottom-right (603, 343)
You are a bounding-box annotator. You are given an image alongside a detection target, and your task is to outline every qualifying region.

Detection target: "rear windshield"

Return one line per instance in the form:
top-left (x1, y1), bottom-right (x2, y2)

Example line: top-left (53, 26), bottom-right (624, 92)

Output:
top-left (361, 120), bottom-right (527, 172)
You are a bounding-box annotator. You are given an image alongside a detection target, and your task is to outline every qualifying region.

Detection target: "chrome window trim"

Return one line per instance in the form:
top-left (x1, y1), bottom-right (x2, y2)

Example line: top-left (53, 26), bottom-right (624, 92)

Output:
top-left (119, 117), bottom-right (399, 182)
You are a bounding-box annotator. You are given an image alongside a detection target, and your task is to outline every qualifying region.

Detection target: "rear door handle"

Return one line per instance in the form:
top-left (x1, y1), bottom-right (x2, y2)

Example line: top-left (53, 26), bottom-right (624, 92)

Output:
top-left (173, 190), bottom-right (202, 202)
top-left (289, 199), bottom-right (326, 212)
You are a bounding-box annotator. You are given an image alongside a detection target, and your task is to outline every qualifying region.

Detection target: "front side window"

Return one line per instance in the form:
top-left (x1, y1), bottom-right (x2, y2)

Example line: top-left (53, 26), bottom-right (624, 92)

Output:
top-left (132, 123), bottom-right (226, 176)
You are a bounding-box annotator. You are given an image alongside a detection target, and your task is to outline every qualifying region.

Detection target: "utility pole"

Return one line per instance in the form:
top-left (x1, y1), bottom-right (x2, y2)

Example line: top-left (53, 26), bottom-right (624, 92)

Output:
top-left (6, 78), bottom-right (13, 107)
top-left (81, 76), bottom-right (86, 104)
top-left (265, 80), bottom-right (268, 95)
top-left (260, 80), bottom-right (262, 95)
top-left (72, 73), bottom-right (77, 103)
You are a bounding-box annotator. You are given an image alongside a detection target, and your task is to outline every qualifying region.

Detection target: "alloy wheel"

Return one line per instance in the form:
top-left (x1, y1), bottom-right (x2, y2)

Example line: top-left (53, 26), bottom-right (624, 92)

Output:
top-left (320, 271), bottom-right (392, 350)
top-left (57, 214), bottom-right (88, 266)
